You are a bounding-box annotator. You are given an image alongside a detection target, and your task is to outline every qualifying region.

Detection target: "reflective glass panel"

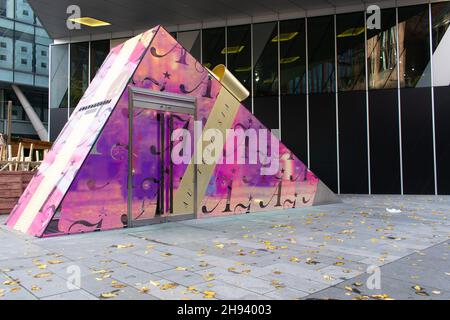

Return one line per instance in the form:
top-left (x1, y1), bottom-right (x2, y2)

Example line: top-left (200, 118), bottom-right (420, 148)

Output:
top-left (202, 27), bottom-right (225, 70)
top-left (70, 41), bottom-right (89, 108)
top-left (431, 1), bottom-right (450, 87)
top-left (177, 30), bottom-right (201, 62)
top-left (226, 24), bottom-right (251, 91)
top-left (337, 12), bottom-right (366, 91)
top-left (253, 22), bottom-right (278, 96)
top-left (398, 4), bottom-right (431, 88)
top-left (280, 19), bottom-right (306, 95)
top-left (307, 15), bottom-right (335, 94)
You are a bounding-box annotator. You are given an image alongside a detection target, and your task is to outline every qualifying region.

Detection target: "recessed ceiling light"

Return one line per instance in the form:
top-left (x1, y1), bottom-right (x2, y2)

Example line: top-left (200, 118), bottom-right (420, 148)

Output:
top-left (69, 17), bottom-right (111, 27)
top-left (235, 66), bottom-right (252, 72)
top-left (221, 46), bottom-right (245, 54)
top-left (337, 27), bottom-right (365, 38)
top-left (280, 56), bottom-right (300, 64)
top-left (272, 32), bottom-right (299, 42)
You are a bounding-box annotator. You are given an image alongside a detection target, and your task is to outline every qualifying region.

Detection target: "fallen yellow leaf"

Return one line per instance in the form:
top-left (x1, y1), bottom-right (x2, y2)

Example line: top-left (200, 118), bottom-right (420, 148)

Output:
top-left (100, 292), bottom-right (117, 299)
top-left (176, 267), bottom-right (187, 271)
top-left (371, 294), bottom-right (393, 300)
top-left (33, 272), bottom-right (53, 278)
top-left (413, 285), bottom-right (422, 291)
top-left (31, 285), bottom-right (41, 291)
top-left (203, 290), bottom-right (216, 299)
top-left (203, 272), bottom-right (215, 281)
top-left (3, 280), bottom-right (19, 286)
top-left (160, 283), bottom-right (178, 290)
top-left (139, 287), bottom-right (149, 294)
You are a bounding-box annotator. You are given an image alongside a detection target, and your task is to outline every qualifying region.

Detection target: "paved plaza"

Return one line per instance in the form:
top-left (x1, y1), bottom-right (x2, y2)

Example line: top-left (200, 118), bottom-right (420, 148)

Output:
top-left (0, 195), bottom-right (448, 300)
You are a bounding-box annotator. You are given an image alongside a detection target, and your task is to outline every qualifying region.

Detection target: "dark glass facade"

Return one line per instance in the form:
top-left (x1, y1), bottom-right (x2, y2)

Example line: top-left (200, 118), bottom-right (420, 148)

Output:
top-left (431, 1), bottom-right (450, 194)
top-left (201, 27), bottom-right (225, 70)
top-left (51, 2), bottom-right (450, 195)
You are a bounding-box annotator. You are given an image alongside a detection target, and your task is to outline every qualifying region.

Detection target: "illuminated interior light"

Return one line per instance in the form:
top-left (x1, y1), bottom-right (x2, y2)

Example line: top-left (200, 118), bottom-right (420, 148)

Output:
top-left (68, 17), bottom-right (111, 27)
top-left (337, 27), bottom-right (365, 38)
top-left (235, 66), bottom-right (252, 72)
top-left (280, 56), bottom-right (300, 64)
top-left (221, 46), bottom-right (245, 54)
top-left (271, 32), bottom-right (299, 42)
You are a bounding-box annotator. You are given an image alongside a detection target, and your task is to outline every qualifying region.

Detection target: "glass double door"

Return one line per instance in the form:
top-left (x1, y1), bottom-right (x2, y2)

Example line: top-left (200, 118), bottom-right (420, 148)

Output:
top-left (128, 89), bottom-right (195, 227)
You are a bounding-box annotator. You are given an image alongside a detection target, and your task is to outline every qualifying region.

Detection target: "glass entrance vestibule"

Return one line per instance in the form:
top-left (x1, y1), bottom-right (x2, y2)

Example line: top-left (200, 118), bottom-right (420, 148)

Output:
top-left (128, 88), bottom-right (196, 227)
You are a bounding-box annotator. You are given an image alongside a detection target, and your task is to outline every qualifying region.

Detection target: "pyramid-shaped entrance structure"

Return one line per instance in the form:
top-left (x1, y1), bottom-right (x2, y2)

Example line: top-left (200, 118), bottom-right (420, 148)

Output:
top-left (6, 26), bottom-right (338, 237)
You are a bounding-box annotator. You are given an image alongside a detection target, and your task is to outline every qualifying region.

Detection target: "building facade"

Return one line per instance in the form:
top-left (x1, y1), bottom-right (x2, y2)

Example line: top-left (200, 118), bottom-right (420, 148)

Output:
top-left (0, 0), bottom-right (51, 139)
top-left (46, 0), bottom-right (450, 195)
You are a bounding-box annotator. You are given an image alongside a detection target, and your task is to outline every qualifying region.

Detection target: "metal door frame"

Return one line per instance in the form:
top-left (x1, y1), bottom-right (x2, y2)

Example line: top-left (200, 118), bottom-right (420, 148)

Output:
top-left (127, 87), bottom-right (197, 228)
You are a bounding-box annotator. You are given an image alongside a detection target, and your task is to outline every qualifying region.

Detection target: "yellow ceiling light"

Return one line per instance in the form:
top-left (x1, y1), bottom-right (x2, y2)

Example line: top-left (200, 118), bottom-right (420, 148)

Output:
top-left (69, 17), bottom-right (111, 27)
top-left (337, 27), bottom-right (365, 38)
top-left (235, 66), bottom-right (251, 72)
top-left (221, 46), bottom-right (245, 54)
top-left (272, 32), bottom-right (299, 42)
top-left (280, 56), bottom-right (300, 64)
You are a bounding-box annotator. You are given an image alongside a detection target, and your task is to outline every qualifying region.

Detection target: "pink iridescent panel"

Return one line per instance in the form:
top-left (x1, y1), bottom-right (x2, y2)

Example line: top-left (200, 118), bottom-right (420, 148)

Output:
top-left (6, 29), bottom-right (157, 237)
top-left (200, 105), bottom-right (318, 217)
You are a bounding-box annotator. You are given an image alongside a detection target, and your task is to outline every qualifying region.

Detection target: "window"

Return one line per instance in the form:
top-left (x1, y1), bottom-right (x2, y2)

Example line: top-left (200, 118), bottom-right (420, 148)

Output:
top-left (308, 15), bottom-right (336, 94)
top-left (431, 1), bottom-right (450, 87)
top-left (50, 44), bottom-right (69, 109)
top-left (70, 41), bottom-right (89, 108)
top-left (367, 8), bottom-right (398, 90)
top-left (0, 0), bottom-right (13, 18)
top-left (336, 12), bottom-right (366, 91)
top-left (253, 22), bottom-right (278, 96)
top-left (177, 30), bottom-right (201, 62)
top-left (202, 27), bottom-right (225, 69)
top-left (21, 58), bottom-right (27, 64)
top-left (398, 4), bottom-right (431, 88)
top-left (41, 50), bottom-right (47, 56)
top-left (15, 0), bottom-right (34, 23)
top-left (90, 39), bottom-right (109, 80)
top-left (0, 26), bottom-right (13, 70)
top-left (41, 62), bottom-right (46, 68)
top-left (14, 23), bottom-right (34, 74)
top-left (0, 54), bottom-right (6, 60)
top-left (253, 22), bottom-right (279, 129)
top-left (279, 19), bottom-right (306, 95)
top-left (226, 24), bottom-right (251, 92)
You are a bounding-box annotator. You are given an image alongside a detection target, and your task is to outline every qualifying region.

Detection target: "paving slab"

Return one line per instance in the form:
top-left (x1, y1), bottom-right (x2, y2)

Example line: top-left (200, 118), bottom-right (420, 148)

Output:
top-left (0, 195), bottom-right (449, 300)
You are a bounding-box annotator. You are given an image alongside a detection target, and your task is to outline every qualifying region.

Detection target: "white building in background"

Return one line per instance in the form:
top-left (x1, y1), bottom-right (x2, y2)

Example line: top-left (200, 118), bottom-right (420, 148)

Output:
top-left (0, 0), bottom-right (52, 139)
